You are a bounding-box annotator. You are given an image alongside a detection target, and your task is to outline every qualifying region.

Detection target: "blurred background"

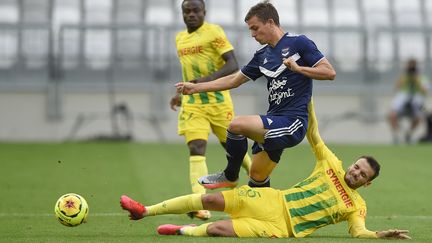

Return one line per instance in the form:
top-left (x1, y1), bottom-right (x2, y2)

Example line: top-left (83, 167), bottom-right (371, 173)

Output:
top-left (0, 0), bottom-right (431, 144)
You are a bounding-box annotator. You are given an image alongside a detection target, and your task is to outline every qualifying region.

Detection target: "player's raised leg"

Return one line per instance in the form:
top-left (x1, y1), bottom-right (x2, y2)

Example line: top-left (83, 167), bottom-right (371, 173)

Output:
top-left (199, 115), bottom-right (266, 189)
top-left (120, 192), bottom-right (225, 219)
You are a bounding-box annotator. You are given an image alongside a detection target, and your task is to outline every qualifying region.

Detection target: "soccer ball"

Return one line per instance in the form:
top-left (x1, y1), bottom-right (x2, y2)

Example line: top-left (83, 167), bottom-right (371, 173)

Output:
top-left (54, 193), bottom-right (89, 227)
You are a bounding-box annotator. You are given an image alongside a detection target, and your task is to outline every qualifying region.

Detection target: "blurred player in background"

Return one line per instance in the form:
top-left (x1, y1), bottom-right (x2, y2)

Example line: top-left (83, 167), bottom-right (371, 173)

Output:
top-left (388, 58), bottom-right (429, 144)
top-left (120, 100), bottom-right (410, 240)
top-left (176, 1), bottom-right (335, 189)
top-left (169, 0), bottom-right (252, 220)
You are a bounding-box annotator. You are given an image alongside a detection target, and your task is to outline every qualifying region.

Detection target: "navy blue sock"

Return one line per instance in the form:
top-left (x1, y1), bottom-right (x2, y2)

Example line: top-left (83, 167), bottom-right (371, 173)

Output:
top-left (223, 130), bottom-right (248, 181)
top-left (248, 177), bottom-right (270, 187)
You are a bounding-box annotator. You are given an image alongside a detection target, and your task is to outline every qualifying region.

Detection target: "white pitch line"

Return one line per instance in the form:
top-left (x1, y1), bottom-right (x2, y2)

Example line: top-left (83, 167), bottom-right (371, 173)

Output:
top-left (1, 213), bottom-right (432, 219)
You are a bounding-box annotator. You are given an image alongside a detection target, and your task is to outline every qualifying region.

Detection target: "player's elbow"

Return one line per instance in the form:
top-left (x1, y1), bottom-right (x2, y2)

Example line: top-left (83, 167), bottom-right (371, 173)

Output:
top-left (231, 80), bottom-right (242, 88)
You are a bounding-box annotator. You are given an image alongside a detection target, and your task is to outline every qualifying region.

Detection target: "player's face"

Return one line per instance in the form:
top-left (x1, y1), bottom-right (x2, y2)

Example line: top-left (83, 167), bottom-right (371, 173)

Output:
top-left (182, 0), bottom-right (205, 32)
top-left (344, 158), bottom-right (375, 189)
top-left (246, 16), bottom-right (272, 45)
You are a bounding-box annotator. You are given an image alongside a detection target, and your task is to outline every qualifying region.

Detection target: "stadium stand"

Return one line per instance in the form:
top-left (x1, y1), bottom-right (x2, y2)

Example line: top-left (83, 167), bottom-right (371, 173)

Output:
top-left (0, 0), bottom-right (430, 143)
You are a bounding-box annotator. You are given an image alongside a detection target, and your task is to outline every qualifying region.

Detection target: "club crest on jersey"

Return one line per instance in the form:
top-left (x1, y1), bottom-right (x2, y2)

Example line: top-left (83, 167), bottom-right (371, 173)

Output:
top-left (281, 48), bottom-right (290, 57)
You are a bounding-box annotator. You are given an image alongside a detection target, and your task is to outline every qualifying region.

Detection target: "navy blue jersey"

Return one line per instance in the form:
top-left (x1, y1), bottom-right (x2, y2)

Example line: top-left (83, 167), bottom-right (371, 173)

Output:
top-left (240, 33), bottom-right (324, 118)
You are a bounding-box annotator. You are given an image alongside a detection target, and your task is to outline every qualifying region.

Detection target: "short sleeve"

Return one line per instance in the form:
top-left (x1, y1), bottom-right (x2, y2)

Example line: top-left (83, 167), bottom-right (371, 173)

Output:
top-left (210, 25), bottom-right (234, 56)
top-left (240, 52), bottom-right (263, 81)
top-left (297, 35), bottom-right (325, 67)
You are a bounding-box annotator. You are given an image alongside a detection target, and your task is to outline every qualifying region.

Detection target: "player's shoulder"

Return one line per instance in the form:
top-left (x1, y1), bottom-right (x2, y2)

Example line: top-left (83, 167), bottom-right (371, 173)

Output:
top-left (254, 44), bottom-right (269, 54)
top-left (285, 32), bottom-right (302, 38)
top-left (201, 22), bottom-right (224, 32)
top-left (286, 33), bottom-right (312, 44)
top-left (175, 29), bottom-right (188, 40)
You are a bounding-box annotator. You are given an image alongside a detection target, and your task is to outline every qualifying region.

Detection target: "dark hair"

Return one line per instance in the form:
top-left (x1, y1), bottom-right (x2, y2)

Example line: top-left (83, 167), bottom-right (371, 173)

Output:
top-left (360, 155), bottom-right (380, 181)
top-left (244, 0), bottom-right (280, 26)
top-left (182, 0), bottom-right (205, 8)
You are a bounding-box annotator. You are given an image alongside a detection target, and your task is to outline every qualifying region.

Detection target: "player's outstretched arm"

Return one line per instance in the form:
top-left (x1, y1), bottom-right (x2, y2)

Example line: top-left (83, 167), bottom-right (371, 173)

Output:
top-left (348, 213), bottom-right (411, 240)
top-left (306, 99), bottom-right (324, 148)
top-left (175, 71), bottom-right (249, 95)
top-left (376, 229), bottom-right (411, 240)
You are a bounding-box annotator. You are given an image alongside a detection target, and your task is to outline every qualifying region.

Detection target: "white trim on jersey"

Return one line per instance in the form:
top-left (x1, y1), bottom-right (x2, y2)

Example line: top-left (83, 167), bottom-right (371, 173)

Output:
top-left (255, 44), bottom-right (268, 52)
top-left (258, 53), bottom-right (301, 78)
top-left (290, 53), bottom-right (301, 62)
top-left (312, 56), bottom-right (325, 67)
top-left (239, 70), bottom-right (253, 81)
top-left (259, 64), bottom-right (287, 78)
top-left (264, 119), bottom-right (303, 139)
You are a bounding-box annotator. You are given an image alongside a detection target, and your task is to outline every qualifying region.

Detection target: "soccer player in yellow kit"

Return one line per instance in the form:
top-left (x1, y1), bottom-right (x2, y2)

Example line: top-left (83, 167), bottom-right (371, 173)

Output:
top-left (170, 0), bottom-right (251, 220)
top-left (121, 100), bottom-right (410, 239)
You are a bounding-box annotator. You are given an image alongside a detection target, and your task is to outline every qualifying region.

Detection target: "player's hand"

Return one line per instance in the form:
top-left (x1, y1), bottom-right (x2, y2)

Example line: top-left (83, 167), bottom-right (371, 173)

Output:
top-left (169, 93), bottom-right (181, 111)
top-left (377, 229), bottom-right (411, 240)
top-left (283, 57), bottom-right (301, 73)
top-left (175, 82), bottom-right (197, 95)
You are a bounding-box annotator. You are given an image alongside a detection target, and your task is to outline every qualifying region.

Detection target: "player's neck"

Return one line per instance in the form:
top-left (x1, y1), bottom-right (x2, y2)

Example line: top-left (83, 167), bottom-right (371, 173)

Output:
top-left (268, 27), bottom-right (285, 47)
top-left (187, 23), bottom-right (203, 33)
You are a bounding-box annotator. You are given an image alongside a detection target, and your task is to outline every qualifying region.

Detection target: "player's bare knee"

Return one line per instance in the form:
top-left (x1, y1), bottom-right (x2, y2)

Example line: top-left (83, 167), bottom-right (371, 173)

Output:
top-left (201, 194), bottom-right (218, 206)
top-left (207, 223), bottom-right (228, 237)
top-left (228, 118), bottom-right (245, 134)
top-left (201, 193), bottom-right (225, 211)
top-left (188, 139), bottom-right (207, 155)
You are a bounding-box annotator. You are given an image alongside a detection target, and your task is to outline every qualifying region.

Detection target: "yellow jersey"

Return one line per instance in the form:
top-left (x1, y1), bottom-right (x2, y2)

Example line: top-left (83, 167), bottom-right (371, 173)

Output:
top-left (282, 143), bottom-right (377, 238)
top-left (175, 22), bottom-right (234, 106)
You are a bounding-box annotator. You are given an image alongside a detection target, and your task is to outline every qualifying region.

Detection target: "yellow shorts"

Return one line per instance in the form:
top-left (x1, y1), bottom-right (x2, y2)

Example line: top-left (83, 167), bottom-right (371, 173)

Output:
top-left (222, 185), bottom-right (291, 238)
top-left (178, 103), bottom-right (234, 143)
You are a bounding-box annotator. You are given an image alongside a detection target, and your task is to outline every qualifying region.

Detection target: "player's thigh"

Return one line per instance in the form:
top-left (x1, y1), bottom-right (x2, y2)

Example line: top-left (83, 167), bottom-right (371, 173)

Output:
top-left (222, 186), bottom-right (288, 238)
top-left (261, 115), bottom-right (306, 152)
top-left (222, 185), bottom-right (284, 219)
top-left (229, 115), bottom-right (267, 143)
top-left (392, 93), bottom-right (408, 113)
top-left (412, 95), bottom-right (425, 117)
top-left (231, 217), bottom-right (289, 238)
top-left (207, 105), bottom-right (234, 142)
top-left (178, 106), bottom-right (211, 142)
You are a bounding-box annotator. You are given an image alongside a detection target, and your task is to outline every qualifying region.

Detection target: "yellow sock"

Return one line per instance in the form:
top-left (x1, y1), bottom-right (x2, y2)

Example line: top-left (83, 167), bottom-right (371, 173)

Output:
top-left (189, 155), bottom-right (208, 194)
top-left (181, 223), bottom-right (210, 236)
top-left (241, 153), bottom-right (252, 174)
top-left (146, 194), bottom-right (203, 216)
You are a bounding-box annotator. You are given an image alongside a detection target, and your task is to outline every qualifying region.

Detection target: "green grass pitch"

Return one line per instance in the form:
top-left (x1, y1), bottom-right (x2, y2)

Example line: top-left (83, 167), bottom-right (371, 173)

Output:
top-left (0, 142), bottom-right (430, 242)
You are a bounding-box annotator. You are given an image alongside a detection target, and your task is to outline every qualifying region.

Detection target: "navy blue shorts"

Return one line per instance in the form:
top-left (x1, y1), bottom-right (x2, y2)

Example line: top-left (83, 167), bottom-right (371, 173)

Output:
top-left (252, 115), bottom-right (307, 163)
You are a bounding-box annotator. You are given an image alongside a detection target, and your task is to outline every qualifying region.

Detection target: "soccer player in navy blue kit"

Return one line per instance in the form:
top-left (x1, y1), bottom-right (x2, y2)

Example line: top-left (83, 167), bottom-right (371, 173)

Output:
top-left (176, 0), bottom-right (336, 188)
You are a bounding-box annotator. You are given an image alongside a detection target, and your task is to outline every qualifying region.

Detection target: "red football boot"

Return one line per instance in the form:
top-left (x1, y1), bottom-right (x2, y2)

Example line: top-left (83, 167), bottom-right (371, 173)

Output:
top-left (120, 195), bottom-right (146, 220)
top-left (157, 224), bottom-right (196, 235)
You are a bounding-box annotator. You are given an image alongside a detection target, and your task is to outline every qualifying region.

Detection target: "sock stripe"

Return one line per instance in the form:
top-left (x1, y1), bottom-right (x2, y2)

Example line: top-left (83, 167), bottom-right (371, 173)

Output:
top-left (227, 131), bottom-right (245, 140)
top-left (249, 177), bottom-right (270, 185)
